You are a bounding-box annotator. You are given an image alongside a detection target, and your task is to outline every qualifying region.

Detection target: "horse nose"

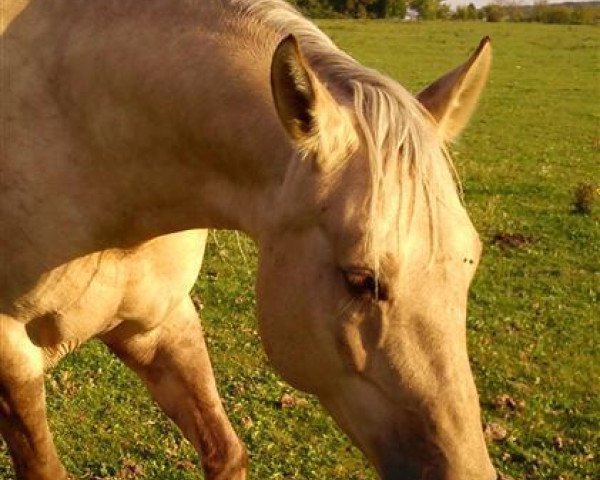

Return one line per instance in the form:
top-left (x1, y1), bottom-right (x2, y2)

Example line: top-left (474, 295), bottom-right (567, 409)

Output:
top-left (423, 469), bottom-right (499, 480)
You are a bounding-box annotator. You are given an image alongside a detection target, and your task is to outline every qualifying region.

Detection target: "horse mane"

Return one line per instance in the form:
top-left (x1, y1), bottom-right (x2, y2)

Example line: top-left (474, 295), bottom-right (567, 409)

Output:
top-left (230, 0), bottom-right (460, 264)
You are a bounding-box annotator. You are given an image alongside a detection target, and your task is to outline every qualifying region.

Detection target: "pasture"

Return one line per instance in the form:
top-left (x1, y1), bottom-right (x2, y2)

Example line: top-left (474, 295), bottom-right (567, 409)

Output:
top-left (0, 20), bottom-right (597, 480)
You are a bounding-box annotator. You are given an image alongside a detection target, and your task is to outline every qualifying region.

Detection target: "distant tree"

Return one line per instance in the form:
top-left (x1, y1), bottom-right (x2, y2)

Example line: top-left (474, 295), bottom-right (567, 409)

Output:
top-left (545, 5), bottom-right (572, 23)
top-left (483, 2), bottom-right (505, 21)
top-left (288, 0), bottom-right (334, 16)
top-left (531, 0), bottom-right (549, 22)
top-left (326, 0), bottom-right (351, 15)
top-left (338, 0), bottom-right (378, 18)
top-left (437, 1), bottom-right (451, 18)
top-left (453, 5), bottom-right (468, 19)
top-left (410, 0), bottom-right (446, 19)
top-left (504, 1), bottom-right (524, 21)
top-left (466, 2), bottom-right (478, 19)
top-left (381, 0), bottom-right (408, 18)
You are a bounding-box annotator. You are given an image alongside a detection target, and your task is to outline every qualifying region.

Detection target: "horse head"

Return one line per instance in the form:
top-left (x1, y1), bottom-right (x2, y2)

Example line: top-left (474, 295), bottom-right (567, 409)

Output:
top-left (257, 35), bottom-right (495, 480)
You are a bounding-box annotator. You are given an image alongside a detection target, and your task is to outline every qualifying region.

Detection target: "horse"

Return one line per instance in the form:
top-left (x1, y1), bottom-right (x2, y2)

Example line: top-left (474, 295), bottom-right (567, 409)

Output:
top-left (0, 1), bottom-right (495, 479)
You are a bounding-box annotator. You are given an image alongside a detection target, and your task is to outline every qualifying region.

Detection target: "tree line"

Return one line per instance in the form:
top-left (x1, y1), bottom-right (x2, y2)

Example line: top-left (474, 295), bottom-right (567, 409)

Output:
top-left (289, 0), bottom-right (442, 19)
top-left (288, 0), bottom-right (599, 24)
top-left (481, 1), bottom-right (599, 24)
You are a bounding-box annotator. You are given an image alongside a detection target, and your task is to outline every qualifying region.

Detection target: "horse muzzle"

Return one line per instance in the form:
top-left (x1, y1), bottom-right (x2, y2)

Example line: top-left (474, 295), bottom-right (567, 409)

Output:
top-left (379, 458), bottom-right (497, 480)
top-left (381, 470), bottom-right (498, 480)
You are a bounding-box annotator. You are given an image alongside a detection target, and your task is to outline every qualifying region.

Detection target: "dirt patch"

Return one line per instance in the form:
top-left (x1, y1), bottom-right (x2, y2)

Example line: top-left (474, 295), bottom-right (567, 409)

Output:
top-left (491, 232), bottom-right (538, 249)
top-left (571, 182), bottom-right (597, 215)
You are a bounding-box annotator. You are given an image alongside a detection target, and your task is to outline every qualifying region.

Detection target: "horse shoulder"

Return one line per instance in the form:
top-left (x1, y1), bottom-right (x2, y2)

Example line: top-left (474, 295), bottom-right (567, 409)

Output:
top-left (5, 230), bottom-right (206, 369)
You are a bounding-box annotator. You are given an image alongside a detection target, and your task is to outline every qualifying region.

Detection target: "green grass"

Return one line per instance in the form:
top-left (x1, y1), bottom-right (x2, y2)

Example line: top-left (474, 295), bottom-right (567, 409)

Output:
top-left (1, 21), bottom-right (598, 480)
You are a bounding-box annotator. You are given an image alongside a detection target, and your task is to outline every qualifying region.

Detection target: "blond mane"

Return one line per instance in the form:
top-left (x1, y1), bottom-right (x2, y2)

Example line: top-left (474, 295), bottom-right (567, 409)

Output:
top-left (230, 0), bottom-right (459, 265)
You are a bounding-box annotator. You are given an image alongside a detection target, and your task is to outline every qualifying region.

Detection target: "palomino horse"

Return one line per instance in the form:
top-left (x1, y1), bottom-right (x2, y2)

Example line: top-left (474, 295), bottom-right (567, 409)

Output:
top-left (1, 1), bottom-right (495, 479)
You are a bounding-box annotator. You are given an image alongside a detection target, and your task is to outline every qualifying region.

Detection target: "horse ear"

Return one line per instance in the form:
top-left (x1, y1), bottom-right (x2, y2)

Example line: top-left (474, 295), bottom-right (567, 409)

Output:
top-left (417, 37), bottom-right (492, 142)
top-left (271, 35), bottom-right (317, 141)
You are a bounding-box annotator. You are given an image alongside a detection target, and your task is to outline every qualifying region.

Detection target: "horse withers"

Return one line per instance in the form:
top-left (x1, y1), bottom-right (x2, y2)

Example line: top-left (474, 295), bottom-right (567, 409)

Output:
top-left (1, 1), bottom-right (495, 479)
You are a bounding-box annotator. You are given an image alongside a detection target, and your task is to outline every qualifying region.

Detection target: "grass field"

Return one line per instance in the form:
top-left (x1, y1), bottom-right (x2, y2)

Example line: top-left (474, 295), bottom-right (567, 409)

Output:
top-left (1, 20), bottom-right (598, 480)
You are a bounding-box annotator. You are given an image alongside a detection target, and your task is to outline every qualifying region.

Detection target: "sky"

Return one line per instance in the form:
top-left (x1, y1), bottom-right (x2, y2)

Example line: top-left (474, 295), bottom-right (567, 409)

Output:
top-left (445, 0), bottom-right (589, 6)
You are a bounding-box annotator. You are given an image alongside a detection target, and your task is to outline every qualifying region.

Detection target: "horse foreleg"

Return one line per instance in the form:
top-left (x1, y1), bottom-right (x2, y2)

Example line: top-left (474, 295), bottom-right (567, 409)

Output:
top-left (101, 297), bottom-right (247, 480)
top-left (0, 318), bottom-right (68, 480)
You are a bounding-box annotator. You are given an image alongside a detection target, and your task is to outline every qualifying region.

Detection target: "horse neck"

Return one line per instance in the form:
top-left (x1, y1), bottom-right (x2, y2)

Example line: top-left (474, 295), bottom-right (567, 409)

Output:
top-left (40, 2), bottom-right (293, 245)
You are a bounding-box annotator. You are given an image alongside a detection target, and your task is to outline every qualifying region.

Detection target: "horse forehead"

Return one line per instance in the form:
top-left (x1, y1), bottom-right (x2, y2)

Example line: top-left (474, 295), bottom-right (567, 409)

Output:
top-left (324, 205), bottom-right (480, 276)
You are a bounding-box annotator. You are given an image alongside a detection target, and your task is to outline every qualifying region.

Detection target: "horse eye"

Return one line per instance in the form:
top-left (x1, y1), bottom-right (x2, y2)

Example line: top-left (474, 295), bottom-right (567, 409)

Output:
top-left (342, 268), bottom-right (388, 301)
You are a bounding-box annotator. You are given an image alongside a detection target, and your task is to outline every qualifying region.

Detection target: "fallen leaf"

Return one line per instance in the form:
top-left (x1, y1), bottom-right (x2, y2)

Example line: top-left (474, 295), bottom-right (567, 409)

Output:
top-left (241, 416), bottom-right (254, 430)
top-left (175, 459), bottom-right (196, 471)
top-left (191, 294), bottom-right (204, 311)
top-left (497, 473), bottom-right (515, 480)
top-left (494, 393), bottom-right (525, 412)
top-left (117, 459), bottom-right (144, 478)
top-left (279, 393), bottom-right (296, 408)
top-left (553, 435), bottom-right (564, 450)
top-left (484, 422), bottom-right (508, 442)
